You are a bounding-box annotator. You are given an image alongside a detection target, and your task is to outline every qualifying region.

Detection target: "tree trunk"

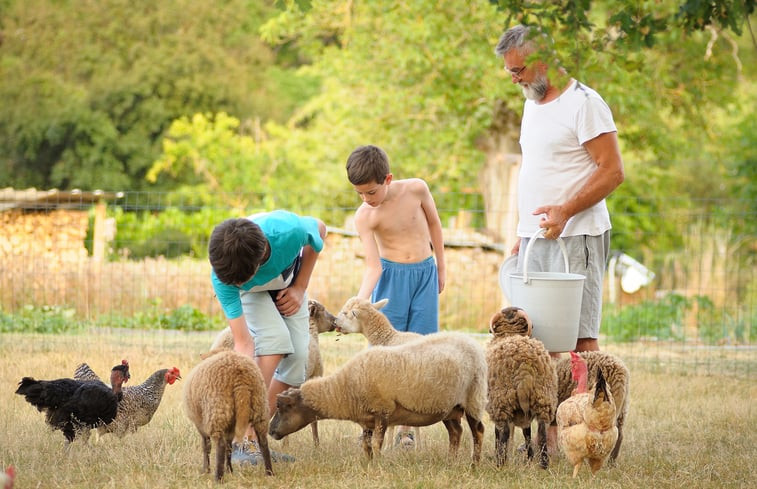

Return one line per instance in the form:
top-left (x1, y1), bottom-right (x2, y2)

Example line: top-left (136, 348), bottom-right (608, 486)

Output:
top-left (476, 101), bottom-right (521, 250)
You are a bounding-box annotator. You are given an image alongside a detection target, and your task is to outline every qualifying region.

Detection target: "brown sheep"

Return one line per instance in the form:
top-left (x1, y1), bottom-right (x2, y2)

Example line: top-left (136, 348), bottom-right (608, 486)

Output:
top-left (207, 298), bottom-right (336, 446)
top-left (183, 350), bottom-right (273, 481)
top-left (486, 307), bottom-right (558, 469)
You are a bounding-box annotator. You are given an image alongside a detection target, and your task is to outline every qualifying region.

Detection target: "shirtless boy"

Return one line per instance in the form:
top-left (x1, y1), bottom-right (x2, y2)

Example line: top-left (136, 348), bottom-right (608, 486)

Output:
top-left (346, 144), bottom-right (446, 447)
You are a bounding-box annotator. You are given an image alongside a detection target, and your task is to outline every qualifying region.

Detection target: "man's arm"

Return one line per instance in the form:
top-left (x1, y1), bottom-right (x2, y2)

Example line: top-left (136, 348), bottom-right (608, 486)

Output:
top-left (534, 131), bottom-right (625, 239)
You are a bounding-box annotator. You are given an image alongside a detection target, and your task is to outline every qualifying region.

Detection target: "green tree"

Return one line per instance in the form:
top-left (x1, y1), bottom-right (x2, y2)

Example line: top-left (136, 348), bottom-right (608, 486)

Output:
top-left (252, 0), bottom-right (755, 249)
top-left (0, 0), bottom-right (314, 190)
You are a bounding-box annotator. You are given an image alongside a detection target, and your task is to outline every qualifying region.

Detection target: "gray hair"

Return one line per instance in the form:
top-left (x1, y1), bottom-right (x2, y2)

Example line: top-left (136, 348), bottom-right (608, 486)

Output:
top-left (495, 24), bottom-right (533, 57)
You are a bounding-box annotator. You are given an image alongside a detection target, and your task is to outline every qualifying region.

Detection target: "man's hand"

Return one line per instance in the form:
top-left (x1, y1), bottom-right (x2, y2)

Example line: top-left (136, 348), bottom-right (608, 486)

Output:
top-left (533, 205), bottom-right (569, 240)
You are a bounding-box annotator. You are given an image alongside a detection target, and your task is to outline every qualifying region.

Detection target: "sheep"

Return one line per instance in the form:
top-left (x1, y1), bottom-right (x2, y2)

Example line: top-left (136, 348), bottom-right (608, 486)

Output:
top-left (207, 298), bottom-right (336, 446)
top-left (183, 350), bottom-right (274, 481)
top-left (335, 296), bottom-right (422, 346)
top-left (488, 305), bottom-right (532, 338)
top-left (334, 296), bottom-right (424, 447)
top-left (553, 350), bottom-right (630, 463)
top-left (486, 307), bottom-right (558, 469)
top-left (268, 332), bottom-right (487, 464)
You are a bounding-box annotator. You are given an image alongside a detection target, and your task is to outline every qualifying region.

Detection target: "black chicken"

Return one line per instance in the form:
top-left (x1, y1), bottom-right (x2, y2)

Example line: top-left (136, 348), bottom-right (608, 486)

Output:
top-left (15, 362), bottom-right (130, 444)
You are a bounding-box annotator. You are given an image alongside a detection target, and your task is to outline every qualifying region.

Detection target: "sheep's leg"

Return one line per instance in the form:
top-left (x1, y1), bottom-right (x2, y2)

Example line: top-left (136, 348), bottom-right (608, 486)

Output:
top-left (536, 420), bottom-right (548, 469)
top-left (253, 426), bottom-right (275, 476)
top-left (464, 413), bottom-right (485, 465)
top-left (494, 423), bottom-right (510, 467)
top-left (200, 434), bottom-right (211, 474)
top-left (371, 418), bottom-right (388, 456)
top-left (311, 420), bottom-right (320, 447)
top-left (224, 437), bottom-right (233, 474)
top-left (213, 434), bottom-right (226, 481)
top-left (522, 425), bottom-right (534, 460)
top-left (442, 418), bottom-right (463, 458)
top-left (361, 428), bottom-right (374, 459)
top-left (609, 421), bottom-right (623, 464)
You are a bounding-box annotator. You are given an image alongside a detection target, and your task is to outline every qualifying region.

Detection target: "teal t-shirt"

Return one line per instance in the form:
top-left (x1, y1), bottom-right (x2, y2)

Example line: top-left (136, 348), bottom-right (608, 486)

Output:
top-left (211, 210), bottom-right (323, 319)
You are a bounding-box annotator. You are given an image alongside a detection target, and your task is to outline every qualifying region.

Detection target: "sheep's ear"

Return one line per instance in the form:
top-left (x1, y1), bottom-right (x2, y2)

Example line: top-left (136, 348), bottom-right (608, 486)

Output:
top-left (372, 298), bottom-right (389, 310)
top-left (277, 389), bottom-right (295, 407)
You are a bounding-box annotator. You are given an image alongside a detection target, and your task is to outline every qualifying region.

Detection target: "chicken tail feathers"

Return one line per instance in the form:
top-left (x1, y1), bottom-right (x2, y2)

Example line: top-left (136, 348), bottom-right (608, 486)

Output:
top-left (593, 368), bottom-right (609, 403)
top-left (74, 363), bottom-right (101, 383)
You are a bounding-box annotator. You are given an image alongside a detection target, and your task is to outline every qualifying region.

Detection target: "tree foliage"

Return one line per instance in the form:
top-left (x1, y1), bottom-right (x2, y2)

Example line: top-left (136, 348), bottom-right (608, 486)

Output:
top-left (0, 0), bottom-right (312, 189)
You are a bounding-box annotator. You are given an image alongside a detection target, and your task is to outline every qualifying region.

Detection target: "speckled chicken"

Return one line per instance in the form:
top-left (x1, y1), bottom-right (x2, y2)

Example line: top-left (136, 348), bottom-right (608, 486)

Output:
top-left (556, 352), bottom-right (618, 477)
top-left (74, 363), bottom-right (181, 437)
top-left (16, 362), bottom-right (129, 444)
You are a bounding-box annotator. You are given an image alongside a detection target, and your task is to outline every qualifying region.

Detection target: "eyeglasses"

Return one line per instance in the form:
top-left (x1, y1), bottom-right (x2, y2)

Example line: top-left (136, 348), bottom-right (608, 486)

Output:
top-left (504, 65), bottom-right (527, 78)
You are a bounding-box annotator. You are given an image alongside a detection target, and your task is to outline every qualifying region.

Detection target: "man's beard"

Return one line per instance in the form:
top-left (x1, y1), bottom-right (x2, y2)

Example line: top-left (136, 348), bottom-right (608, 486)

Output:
top-left (521, 74), bottom-right (549, 101)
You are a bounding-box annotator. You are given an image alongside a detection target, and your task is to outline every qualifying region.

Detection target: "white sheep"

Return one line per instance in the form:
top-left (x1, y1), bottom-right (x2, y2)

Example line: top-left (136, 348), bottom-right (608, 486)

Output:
top-left (182, 350), bottom-right (274, 481)
top-left (553, 350), bottom-right (630, 463)
top-left (334, 296), bottom-right (423, 447)
top-left (268, 332), bottom-right (487, 464)
top-left (208, 298), bottom-right (336, 446)
top-left (335, 296), bottom-right (422, 346)
top-left (485, 306), bottom-right (558, 469)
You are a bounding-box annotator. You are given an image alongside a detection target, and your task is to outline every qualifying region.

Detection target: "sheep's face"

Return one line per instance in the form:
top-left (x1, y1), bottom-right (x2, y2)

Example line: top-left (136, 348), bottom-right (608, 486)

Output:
top-left (335, 297), bottom-right (388, 334)
top-left (269, 388), bottom-right (316, 439)
top-left (489, 306), bottom-right (532, 338)
top-left (309, 299), bottom-right (337, 334)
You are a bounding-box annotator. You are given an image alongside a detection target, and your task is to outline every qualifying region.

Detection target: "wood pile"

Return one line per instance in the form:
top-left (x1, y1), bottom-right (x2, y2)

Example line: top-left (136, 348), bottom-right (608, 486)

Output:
top-left (0, 209), bottom-right (89, 262)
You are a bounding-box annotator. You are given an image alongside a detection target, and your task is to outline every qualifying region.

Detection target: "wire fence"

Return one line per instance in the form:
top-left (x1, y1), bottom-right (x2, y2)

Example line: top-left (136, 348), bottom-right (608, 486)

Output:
top-left (0, 189), bottom-right (754, 377)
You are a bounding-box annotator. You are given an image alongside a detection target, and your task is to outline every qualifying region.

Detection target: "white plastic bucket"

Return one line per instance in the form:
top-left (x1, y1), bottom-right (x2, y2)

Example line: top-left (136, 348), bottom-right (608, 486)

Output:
top-left (499, 229), bottom-right (585, 352)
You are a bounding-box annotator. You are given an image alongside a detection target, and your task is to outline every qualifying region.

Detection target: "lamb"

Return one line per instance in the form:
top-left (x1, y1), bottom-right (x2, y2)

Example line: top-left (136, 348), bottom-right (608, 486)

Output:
top-left (335, 296), bottom-right (422, 346)
top-left (486, 306), bottom-right (558, 469)
top-left (553, 350), bottom-right (630, 463)
top-left (268, 332), bottom-right (487, 464)
top-left (182, 350), bottom-right (273, 481)
top-left (208, 298), bottom-right (336, 446)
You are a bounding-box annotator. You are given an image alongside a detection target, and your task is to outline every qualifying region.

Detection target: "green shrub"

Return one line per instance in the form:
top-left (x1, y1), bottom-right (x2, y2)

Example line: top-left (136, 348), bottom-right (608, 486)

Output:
top-left (603, 293), bottom-right (692, 342)
top-left (97, 301), bottom-right (222, 332)
top-left (603, 293), bottom-right (748, 345)
top-left (0, 305), bottom-right (86, 334)
top-left (110, 206), bottom-right (237, 259)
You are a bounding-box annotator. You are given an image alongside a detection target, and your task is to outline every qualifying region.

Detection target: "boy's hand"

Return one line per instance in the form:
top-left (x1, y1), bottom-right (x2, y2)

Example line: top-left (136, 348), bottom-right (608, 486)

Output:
top-left (273, 286), bottom-right (305, 317)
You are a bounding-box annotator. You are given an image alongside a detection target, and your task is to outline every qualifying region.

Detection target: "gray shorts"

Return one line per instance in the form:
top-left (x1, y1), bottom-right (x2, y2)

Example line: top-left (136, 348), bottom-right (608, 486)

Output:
top-left (517, 231), bottom-right (610, 339)
top-left (239, 290), bottom-right (310, 386)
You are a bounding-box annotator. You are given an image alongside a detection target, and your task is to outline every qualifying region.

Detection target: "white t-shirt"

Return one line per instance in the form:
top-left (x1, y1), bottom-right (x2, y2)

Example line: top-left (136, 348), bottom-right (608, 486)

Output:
top-left (517, 79), bottom-right (617, 237)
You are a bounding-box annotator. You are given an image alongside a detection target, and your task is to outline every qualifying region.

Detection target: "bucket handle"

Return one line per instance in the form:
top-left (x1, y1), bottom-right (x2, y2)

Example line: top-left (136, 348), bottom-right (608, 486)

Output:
top-left (522, 228), bottom-right (570, 283)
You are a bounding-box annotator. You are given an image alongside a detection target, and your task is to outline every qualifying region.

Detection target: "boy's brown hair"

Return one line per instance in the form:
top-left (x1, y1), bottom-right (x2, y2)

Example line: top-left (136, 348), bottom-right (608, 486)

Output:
top-left (346, 145), bottom-right (390, 185)
top-left (208, 218), bottom-right (267, 285)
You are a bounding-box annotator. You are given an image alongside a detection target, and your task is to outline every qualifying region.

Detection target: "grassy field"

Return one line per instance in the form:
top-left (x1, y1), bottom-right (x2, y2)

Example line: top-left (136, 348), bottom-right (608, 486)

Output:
top-left (1, 330), bottom-right (754, 489)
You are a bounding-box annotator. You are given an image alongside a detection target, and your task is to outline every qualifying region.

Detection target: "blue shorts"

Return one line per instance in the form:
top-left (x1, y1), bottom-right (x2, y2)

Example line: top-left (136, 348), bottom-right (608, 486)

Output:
top-left (239, 289), bottom-right (309, 386)
top-left (517, 231), bottom-right (610, 339)
top-left (371, 256), bottom-right (439, 335)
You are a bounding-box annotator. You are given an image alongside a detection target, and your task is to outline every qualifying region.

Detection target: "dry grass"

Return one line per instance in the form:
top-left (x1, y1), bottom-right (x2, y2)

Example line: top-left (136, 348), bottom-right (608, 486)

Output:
top-left (1, 330), bottom-right (755, 489)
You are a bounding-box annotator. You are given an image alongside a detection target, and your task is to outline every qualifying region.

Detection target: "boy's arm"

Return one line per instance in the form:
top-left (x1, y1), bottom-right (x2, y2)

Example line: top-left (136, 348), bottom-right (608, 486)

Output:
top-left (275, 219), bottom-right (328, 316)
top-left (228, 315), bottom-right (255, 357)
top-left (355, 210), bottom-right (382, 300)
top-left (418, 180), bottom-right (446, 293)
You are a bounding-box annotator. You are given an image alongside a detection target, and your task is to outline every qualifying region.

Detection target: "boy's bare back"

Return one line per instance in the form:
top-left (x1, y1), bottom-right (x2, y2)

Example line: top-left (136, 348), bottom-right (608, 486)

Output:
top-left (354, 178), bottom-right (437, 263)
